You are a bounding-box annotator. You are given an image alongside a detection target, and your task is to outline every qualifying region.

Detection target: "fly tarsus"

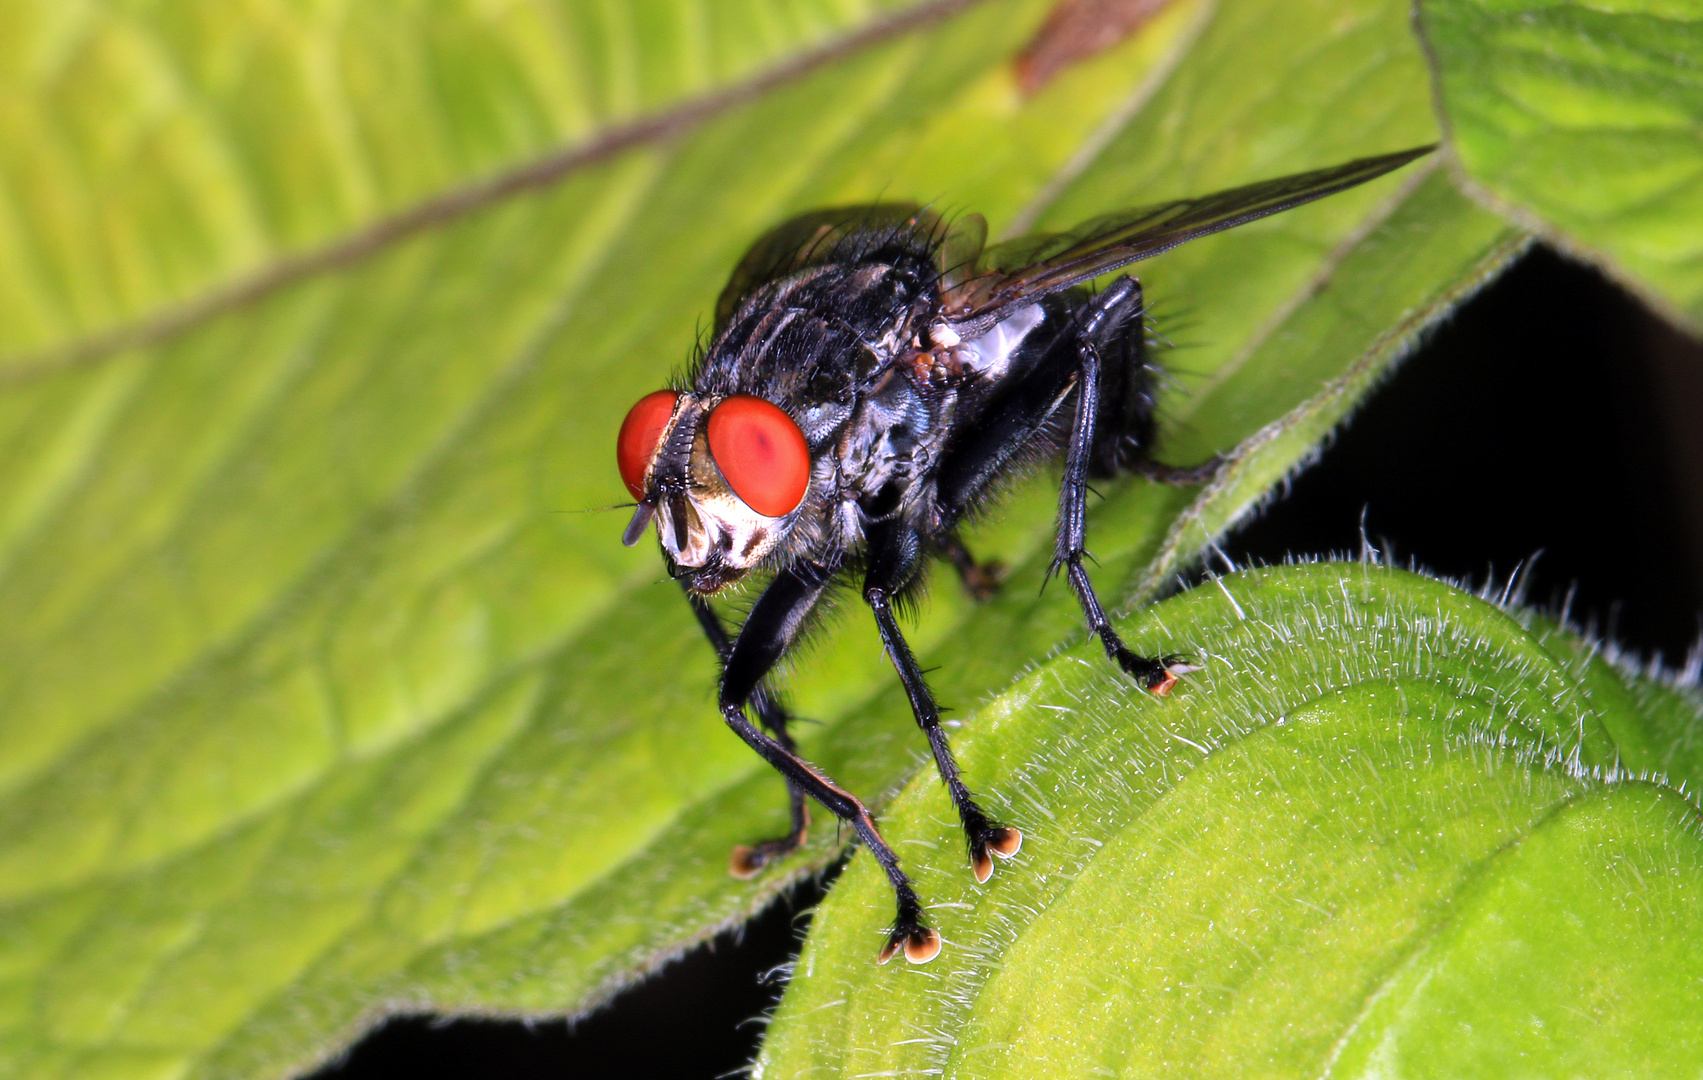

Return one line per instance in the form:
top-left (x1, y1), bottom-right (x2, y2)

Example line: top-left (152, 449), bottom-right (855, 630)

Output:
top-left (879, 926), bottom-right (941, 966)
top-left (1131, 454), bottom-right (1224, 487)
top-left (969, 822), bottom-right (1024, 884)
top-left (878, 897), bottom-right (942, 965)
top-left (1111, 645), bottom-right (1200, 696)
top-left (953, 795), bottom-right (1024, 884)
top-left (1063, 555), bottom-right (1200, 695)
top-left (728, 798), bottom-right (810, 879)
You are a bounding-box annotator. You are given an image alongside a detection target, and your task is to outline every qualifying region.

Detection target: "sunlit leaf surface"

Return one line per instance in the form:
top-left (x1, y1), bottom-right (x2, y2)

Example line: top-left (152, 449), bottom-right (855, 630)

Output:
top-left (757, 564), bottom-right (1703, 1078)
top-left (0, 0), bottom-right (1529, 1077)
top-left (1418, 0), bottom-right (1703, 330)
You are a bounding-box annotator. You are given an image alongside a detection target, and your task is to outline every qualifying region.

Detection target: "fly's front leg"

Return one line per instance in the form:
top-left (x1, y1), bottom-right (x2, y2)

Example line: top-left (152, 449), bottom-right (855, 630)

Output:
top-left (720, 561), bottom-right (940, 965)
top-left (685, 587), bottom-right (809, 878)
top-left (866, 524), bottom-right (1022, 885)
top-left (1056, 277), bottom-right (1196, 695)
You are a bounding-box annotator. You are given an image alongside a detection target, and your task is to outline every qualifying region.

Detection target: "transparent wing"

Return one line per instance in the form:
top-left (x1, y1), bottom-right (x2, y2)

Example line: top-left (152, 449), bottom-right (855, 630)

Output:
top-left (941, 145), bottom-right (1434, 333)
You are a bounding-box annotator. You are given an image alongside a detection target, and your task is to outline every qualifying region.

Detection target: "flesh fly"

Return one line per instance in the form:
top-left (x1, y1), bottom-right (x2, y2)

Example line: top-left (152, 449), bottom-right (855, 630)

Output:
top-left (616, 146), bottom-right (1431, 963)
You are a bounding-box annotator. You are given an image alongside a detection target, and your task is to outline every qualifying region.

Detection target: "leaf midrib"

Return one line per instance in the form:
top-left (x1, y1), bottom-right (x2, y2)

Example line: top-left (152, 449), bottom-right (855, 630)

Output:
top-left (0, 0), bottom-right (1054, 812)
top-left (0, 0), bottom-right (996, 385)
top-left (0, 0), bottom-right (1189, 857)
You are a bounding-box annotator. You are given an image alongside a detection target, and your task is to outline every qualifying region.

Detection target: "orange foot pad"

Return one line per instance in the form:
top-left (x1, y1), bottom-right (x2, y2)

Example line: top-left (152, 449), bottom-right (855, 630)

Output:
top-left (972, 826), bottom-right (1024, 883)
top-left (728, 845), bottom-right (765, 880)
top-left (878, 926), bottom-right (942, 965)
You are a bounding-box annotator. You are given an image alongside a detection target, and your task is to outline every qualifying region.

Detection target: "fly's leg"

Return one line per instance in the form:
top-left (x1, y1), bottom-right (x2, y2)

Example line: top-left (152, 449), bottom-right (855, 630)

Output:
top-left (1130, 457), bottom-right (1223, 486)
top-left (1082, 277), bottom-right (1221, 485)
top-left (1086, 277), bottom-right (1159, 477)
top-left (1055, 276), bottom-right (1196, 695)
top-left (936, 531), bottom-right (1005, 602)
top-left (719, 561), bottom-right (939, 965)
top-left (685, 588), bottom-right (809, 878)
top-left (867, 524), bottom-right (1023, 886)
top-left (932, 278), bottom-right (1193, 690)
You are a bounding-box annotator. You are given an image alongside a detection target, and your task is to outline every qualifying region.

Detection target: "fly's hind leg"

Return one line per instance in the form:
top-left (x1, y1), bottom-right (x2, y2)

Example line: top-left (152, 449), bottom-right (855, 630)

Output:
top-left (686, 588), bottom-right (809, 878)
top-left (1085, 277), bottom-right (1158, 477)
top-left (936, 530), bottom-right (1006, 602)
top-left (1085, 279), bottom-right (1223, 487)
top-left (1056, 277), bottom-right (1197, 695)
top-left (1131, 457), bottom-right (1223, 486)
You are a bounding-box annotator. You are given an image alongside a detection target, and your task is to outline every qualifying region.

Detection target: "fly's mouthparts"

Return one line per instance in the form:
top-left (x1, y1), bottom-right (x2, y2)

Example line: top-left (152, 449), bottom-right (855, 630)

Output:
top-left (667, 493), bottom-right (691, 552)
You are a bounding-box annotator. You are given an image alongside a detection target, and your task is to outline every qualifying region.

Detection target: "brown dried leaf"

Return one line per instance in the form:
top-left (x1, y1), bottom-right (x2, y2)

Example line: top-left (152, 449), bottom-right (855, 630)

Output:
top-left (1014, 0), bottom-right (1178, 94)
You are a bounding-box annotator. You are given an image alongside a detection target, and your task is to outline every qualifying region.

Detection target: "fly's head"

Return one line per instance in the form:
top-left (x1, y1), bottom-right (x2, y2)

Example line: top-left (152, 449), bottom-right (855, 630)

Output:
top-left (616, 390), bottom-right (814, 594)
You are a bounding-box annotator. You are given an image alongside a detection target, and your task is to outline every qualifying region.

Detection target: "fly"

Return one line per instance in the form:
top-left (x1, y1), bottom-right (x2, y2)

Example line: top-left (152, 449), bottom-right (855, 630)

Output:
top-left (615, 146), bottom-right (1432, 964)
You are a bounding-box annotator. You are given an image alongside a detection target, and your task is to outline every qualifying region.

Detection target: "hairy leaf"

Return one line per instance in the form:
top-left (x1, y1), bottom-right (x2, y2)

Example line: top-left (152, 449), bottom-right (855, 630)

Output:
top-left (0, 1), bottom-right (1526, 1077)
top-left (756, 564), bottom-right (1703, 1078)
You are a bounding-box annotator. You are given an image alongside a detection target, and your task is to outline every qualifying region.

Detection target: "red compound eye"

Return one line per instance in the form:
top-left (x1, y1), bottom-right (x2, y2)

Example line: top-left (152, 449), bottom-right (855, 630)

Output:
top-left (616, 390), bottom-right (680, 499)
top-left (706, 395), bottom-right (810, 517)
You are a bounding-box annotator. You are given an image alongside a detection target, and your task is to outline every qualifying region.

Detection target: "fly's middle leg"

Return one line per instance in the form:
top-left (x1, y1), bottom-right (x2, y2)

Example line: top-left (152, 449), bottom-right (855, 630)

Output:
top-left (866, 523), bottom-right (1022, 887)
top-left (936, 530), bottom-right (1006, 602)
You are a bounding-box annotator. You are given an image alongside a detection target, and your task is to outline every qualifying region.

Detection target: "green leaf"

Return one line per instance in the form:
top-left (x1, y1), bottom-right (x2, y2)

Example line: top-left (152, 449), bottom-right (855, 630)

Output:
top-left (0, 0), bottom-right (953, 358)
top-left (1521, 612), bottom-right (1703, 790)
top-left (0, 1), bottom-right (1527, 1077)
top-left (1416, 0), bottom-right (1703, 331)
top-left (756, 563), bottom-right (1703, 1078)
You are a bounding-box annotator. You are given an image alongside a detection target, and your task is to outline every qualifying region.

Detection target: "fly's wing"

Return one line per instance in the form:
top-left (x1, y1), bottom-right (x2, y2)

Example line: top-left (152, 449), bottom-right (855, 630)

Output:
top-left (940, 145), bottom-right (1434, 334)
top-left (936, 212), bottom-right (988, 292)
top-left (714, 204), bottom-right (930, 333)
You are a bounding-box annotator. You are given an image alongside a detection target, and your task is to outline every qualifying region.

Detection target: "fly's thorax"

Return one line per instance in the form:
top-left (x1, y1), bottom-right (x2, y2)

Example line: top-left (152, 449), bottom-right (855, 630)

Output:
top-left (933, 303), bottom-right (1045, 381)
top-left (837, 375), bottom-right (938, 510)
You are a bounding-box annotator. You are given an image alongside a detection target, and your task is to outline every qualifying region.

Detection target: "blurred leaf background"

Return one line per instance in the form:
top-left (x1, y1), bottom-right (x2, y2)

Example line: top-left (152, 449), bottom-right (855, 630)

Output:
top-left (0, 1), bottom-right (1698, 1078)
